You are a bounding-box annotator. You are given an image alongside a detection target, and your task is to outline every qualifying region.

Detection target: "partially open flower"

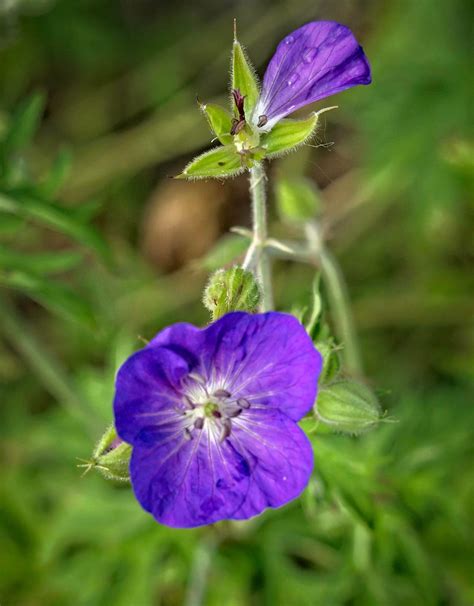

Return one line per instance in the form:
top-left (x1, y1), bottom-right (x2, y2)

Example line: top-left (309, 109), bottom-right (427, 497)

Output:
top-left (113, 312), bottom-right (322, 528)
top-left (180, 21), bottom-right (371, 179)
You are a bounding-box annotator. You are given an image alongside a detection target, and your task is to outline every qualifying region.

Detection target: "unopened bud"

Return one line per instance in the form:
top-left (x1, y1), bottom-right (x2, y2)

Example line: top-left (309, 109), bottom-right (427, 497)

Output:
top-left (80, 425), bottom-right (131, 482)
top-left (203, 266), bottom-right (261, 320)
top-left (315, 380), bottom-right (381, 434)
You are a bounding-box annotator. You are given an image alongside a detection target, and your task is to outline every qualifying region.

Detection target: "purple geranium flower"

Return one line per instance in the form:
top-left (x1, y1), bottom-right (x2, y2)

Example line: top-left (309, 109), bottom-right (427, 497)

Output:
top-left (114, 312), bottom-right (322, 528)
top-left (252, 20), bottom-right (371, 131)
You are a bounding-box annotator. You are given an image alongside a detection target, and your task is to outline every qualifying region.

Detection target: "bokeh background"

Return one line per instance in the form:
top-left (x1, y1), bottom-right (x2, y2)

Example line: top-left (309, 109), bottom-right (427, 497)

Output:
top-left (1, 0), bottom-right (473, 604)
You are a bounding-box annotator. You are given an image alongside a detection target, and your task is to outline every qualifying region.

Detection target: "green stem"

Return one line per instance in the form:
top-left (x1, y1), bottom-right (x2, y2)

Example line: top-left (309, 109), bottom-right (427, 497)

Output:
top-left (0, 295), bottom-right (95, 434)
top-left (243, 163), bottom-right (273, 311)
top-left (305, 223), bottom-right (363, 376)
top-left (184, 533), bottom-right (218, 606)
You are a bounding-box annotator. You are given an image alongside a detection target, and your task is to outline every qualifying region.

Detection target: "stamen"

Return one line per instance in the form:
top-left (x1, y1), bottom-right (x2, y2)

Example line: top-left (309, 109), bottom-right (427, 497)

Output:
top-left (257, 114), bottom-right (268, 127)
top-left (213, 388), bottom-right (231, 398)
top-left (188, 372), bottom-right (206, 385)
top-left (212, 410), bottom-right (222, 419)
top-left (219, 419), bottom-right (232, 442)
top-left (184, 428), bottom-right (193, 440)
top-left (227, 408), bottom-right (242, 418)
top-left (237, 398), bottom-right (251, 409)
top-left (183, 396), bottom-right (196, 409)
top-left (194, 417), bottom-right (204, 430)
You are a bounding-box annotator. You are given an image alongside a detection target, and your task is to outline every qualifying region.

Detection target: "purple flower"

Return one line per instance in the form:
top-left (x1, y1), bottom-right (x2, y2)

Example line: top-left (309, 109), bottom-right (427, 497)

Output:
top-left (253, 21), bottom-right (371, 131)
top-left (114, 312), bottom-right (322, 528)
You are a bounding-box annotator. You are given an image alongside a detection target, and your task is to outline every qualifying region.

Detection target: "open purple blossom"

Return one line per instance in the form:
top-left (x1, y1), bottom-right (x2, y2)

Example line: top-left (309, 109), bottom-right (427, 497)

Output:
top-left (114, 312), bottom-right (322, 528)
top-left (252, 20), bottom-right (371, 131)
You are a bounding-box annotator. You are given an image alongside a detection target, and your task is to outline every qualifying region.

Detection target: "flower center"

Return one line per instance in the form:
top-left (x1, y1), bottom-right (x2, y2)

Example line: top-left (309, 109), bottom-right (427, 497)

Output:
top-left (180, 372), bottom-right (251, 443)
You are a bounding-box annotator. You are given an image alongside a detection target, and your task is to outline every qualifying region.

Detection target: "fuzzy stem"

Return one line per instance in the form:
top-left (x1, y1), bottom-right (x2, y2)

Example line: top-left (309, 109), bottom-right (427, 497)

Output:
top-left (243, 163), bottom-right (273, 311)
top-left (305, 222), bottom-right (363, 376)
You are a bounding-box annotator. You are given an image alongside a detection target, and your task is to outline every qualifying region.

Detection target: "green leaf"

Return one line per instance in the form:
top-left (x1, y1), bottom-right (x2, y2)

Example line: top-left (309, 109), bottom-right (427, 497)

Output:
top-left (2, 92), bottom-right (45, 155)
top-left (315, 380), bottom-right (381, 434)
top-left (0, 247), bottom-right (83, 275)
top-left (40, 148), bottom-right (73, 197)
top-left (276, 176), bottom-right (321, 222)
top-left (0, 270), bottom-right (96, 328)
top-left (0, 190), bottom-right (111, 263)
top-left (232, 39), bottom-right (260, 116)
top-left (178, 146), bottom-right (243, 179)
top-left (198, 234), bottom-right (248, 271)
top-left (262, 113), bottom-right (318, 157)
top-left (200, 103), bottom-right (233, 145)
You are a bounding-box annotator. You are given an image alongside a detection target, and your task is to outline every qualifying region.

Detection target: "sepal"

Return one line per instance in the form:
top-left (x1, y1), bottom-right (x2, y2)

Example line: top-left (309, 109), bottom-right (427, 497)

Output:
top-left (232, 37), bottom-right (260, 116)
top-left (178, 145), bottom-right (244, 179)
top-left (79, 425), bottom-right (131, 482)
top-left (200, 102), bottom-right (233, 145)
top-left (261, 113), bottom-right (318, 157)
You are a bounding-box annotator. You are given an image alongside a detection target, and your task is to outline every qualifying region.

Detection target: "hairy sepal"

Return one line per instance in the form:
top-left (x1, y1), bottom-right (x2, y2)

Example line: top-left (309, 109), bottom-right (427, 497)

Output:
top-left (178, 146), bottom-right (244, 179)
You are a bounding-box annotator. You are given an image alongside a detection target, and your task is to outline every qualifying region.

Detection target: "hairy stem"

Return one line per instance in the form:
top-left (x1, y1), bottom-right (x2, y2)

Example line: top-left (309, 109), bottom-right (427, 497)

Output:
top-left (243, 163), bottom-right (273, 311)
top-left (305, 222), bottom-right (363, 376)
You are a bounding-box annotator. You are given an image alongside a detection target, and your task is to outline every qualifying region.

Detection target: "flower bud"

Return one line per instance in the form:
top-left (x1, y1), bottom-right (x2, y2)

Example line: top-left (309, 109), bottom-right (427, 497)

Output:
top-left (86, 425), bottom-right (131, 482)
top-left (315, 380), bottom-right (381, 434)
top-left (203, 266), bottom-right (261, 320)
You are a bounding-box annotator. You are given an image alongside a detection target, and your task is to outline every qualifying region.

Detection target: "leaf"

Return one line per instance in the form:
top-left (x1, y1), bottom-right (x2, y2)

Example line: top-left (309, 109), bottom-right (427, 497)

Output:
top-left (262, 113), bottom-right (318, 157)
top-left (197, 234), bottom-right (248, 270)
top-left (0, 270), bottom-right (96, 328)
top-left (275, 176), bottom-right (320, 222)
top-left (40, 148), bottom-right (73, 197)
top-left (0, 190), bottom-right (111, 264)
top-left (232, 38), bottom-right (260, 116)
top-left (178, 146), bottom-right (244, 179)
top-left (0, 247), bottom-right (83, 275)
top-left (2, 92), bottom-right (46, 155)
top-left (200, 103), bottom-right (233, 145)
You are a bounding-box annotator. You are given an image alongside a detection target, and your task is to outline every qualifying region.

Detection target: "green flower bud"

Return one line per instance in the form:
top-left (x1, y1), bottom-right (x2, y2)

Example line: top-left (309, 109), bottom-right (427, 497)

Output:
top-left (79, 425), bottom-right (131, 482)
top-left (315, 380), bottom-right (381, 435)
top-left (203, 266), bottom-right (261, 320)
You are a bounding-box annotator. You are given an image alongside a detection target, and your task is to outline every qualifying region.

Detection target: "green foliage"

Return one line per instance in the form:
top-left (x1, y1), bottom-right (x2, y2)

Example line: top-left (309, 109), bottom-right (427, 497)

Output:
top-left (275, 175), bottom-right (321, 222)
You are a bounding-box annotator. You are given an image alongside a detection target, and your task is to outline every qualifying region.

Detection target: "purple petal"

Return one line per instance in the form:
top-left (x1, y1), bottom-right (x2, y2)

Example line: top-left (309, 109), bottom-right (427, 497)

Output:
top-left (201, 312), bottom-right (322, 422)
top-left (114, 346), bottom-right (191, 445)
top-left (255, 21), bottom-right (371, 129)
top-left (229, 408), bottom-right (314, 519)
top-left (153, 312), bottom-right (322, 421)
top-left (130, 427), bottom-right (252, 528)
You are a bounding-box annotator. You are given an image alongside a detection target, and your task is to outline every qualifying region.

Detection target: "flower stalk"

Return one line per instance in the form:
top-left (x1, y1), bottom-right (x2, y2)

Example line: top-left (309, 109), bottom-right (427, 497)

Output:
top-left (243, 163), bottom-right (274, 311)
top-left (305, 222), bottom-right (363, 376)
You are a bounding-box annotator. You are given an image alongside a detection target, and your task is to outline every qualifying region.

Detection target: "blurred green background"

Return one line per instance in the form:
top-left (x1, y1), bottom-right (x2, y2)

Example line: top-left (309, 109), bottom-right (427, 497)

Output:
top-left (0, 0), bottom-right (473, 604)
